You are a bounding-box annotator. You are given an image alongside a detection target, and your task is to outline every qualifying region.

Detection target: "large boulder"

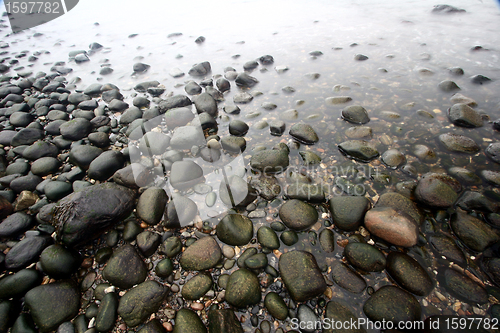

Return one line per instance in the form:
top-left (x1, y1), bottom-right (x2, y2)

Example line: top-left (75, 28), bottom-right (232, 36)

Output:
top-left (52, 183), bottom-right (136, 247)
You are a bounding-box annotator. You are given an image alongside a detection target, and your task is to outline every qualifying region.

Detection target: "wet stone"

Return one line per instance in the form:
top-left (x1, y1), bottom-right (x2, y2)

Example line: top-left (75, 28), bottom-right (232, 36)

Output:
top-left (429, 233), bottom-right (466, 265)
top-left (136, 231), bottom-right (161, 257)
top-left (232, 88), bottom-right (254, 103)
top-left (438, 80), bottom-right (460, 92)
top-left (235, 73), bottom-right (258, 88)
top-left (415, 172), bottom-right (460, 208)
top-left (221, 136), bottom-right (246, 153)
top-left (448, 167), bottom-right (482, 185)
top-left (439, 268), bottom-right (488, 304)
top-left (329, 196), bottom-right (370, 231)
top-left (338, 140), bottom-right (379, 162)
top-left (39, 244), bottom-right (81, 279)
top-left (324, 300), bottom-right (366, 333)
top-left (289, 123), bottom-right (319, 144)
top-left (278, 228), bottom-right (297, 245)
top-left (344, 242), bottom-right (386, 272)
top-left (341, 105), bottom-right (370, 124)
top-left (180, 236), bottom-right (222, 271)
top-left (0, 211), bottom-right (33, 237)
top-left (181, 273), bottom-right (212, 300)
top-left (279, 251), bottom-right (326, 302)
top-left (264, 292), bottom-right (288, 320)
top-left (136, 187), bottom-right (168, 225)
top-left (216, 214), bottom-right (253, 246)
top-left (299, 151), bottom-right (321, 166)
top-left (345, 126), bottom-right (372, 139)
top-left (117, 281), bottom-right (166, 327)
top-left (25, 281), bottom-right (80, 332)
top-left (0, 268), bottom-right (43, 299)
top-left (250, 148), bottom-right (289, 173)
top-left (279, 199), bottom-right (318, 231)
top-left (381, 149), bottom-right (405, 168)
top-left (450, 209), bottom-right (500, 252)
top-left (448, 103), bottom-right (483, 128)
top-left (54, 183), bottom-right (136, 247)
top-left (208, 308), bottom-right (243, 333)
top-left (486, 142), bottom-right (500, 164)
top-left (155, 258), bottom-right (174, 278)
top-left (102, 244), bottom-right (148, 289)
top-left (365, 206), bottom-right (419, 247)
top-left (225, 268), bottom-right (261, 307)
top-left (252, 174), bottom-right (281, 200)
top-left (5, 234), bottom-right (52, 271)
top-left (228, 120), bottom-right (249, 136)
top-left (363, 286), bottom-right (421, 325)
top-left (386, 252), bottom-right (434, 296)
top-left (286, 183), bottom-right (324, 203)
top-left (439, 133), bottom-right (480, 154)
top-left (257, 226), bottom-right (280, 249)
top-left (456, 190), bottom-right (499, 213)
top-left (331, 262), bottom-right (366, 294)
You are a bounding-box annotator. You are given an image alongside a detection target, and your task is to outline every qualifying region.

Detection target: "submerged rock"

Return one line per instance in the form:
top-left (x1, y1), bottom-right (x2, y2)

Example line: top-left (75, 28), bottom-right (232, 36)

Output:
top-left (329, 196), bottom-right (370, 231)
top-left (486, 142), bottom-right (500, 163)
top-left (386, 252), bottom-right (434, 296)
top-left (278, 250), bottom-right (326, 302)
top-left (363, 286), bottom-right (421, 324)
top-left (438, 268), bottom-right (488, 304)
top-left (439, 133), bottom-right (480, 154)
top-left (179, 236), bottom-right (222, 271)
top-left (338, 140), bottom-right (379, 162)
top-left (250, 148), bottom-right (289, 173)
top-left (450, 209), bottom-right (500, 252)
top-left (279, 199), bottom-right (318, 231)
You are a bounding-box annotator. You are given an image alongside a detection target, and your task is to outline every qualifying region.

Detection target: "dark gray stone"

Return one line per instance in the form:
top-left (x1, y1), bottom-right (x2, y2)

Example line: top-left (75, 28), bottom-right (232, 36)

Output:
top-left (179, 236), bottom-right (221, 271)
top-left (225, 269), bottom-right (261, 307)
top-left (53, 183), bottom-right (136, 247)
top-left (117, 281), bottom-right (166, 327)
top-left (363, 286), bottom-right (421, 324)
top-left (341, 105), bottom-right (370, 124)
top-left (344, 242), bottom-right (386, 272)
top-left (439, 132), bottom-right (480, 153)
top-left (88, 150), bottom-right (125, 181)
top-left (25, 281), bottom-right (80, 332)
top-left (278, 250), bottom-right (326, 302)
top-left (279, 199), bottom-right (318, 231)
top-left (103, 245), bottom-right (147, 289)
top-left (448, 103), bottom-right (483, 128)
top-left (59, 118), bottom-right (92, 140)
top-left (216, 214), bottom-right (253, 246)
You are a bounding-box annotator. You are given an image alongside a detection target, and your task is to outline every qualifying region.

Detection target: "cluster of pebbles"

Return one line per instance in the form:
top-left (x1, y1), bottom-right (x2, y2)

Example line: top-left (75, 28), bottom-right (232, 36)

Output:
top-left (0, 9), bottom-right (500, 333)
